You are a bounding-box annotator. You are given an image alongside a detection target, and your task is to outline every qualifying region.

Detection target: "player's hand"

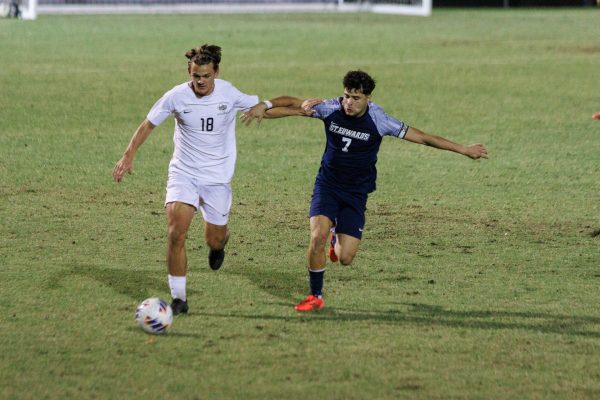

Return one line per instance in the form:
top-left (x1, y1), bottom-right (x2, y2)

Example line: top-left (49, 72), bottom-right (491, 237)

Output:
top-left (464, 144), bottom-right (488, 160)
top-left (241, 103), bottom-right (268, 126)
top-left (112, 156), bottom-right (133, 182)
top-left (301, 98), bottom-right (322, 115)
top-left (592, 112), bottom-right (600, 120)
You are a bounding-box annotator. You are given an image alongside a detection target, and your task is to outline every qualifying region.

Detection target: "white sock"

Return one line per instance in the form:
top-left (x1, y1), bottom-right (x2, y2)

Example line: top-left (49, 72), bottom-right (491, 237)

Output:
top-left (168, 274), bottom-right (187, 301)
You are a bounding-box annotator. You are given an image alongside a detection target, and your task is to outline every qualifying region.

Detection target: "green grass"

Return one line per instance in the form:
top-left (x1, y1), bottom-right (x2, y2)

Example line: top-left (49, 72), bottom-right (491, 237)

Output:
top-left (1, 9), bottom-right (599, 399)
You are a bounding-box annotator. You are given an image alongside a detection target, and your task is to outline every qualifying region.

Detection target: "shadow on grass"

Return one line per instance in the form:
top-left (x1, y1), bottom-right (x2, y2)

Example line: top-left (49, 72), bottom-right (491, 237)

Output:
top-left (193, 302), bottom-right (600, 338)
top-left (45, 263), bottom-right (195, 300)
top-left (46, 262), bottom-right (302, 302)
top-left (46, 266), bottom-right (600, 338)
top-left (226, 266), bottom-right (307, 302)
top-left (126, 326), bottom-right (207, 339)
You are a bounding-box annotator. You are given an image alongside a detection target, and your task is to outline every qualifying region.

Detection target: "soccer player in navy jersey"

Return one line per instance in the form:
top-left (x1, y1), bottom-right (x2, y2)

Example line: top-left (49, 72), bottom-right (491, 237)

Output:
top-left (242, 70), bottom-right (488, 312)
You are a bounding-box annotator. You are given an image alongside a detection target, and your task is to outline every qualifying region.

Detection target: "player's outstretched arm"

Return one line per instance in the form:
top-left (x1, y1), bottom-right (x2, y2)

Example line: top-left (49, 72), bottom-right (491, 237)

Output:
top-left (404, 127), bottom-right (488, 160)
top-left (112, 118), bottom-right (156, 182)
top-left (264, 106), bottom-right (306, 118)
top-left (241, 96), bottom-right (313, 126)
top-left (593, 111), bottom-right (600, 120)
top-left (264, 98), bottom-right (322, 119)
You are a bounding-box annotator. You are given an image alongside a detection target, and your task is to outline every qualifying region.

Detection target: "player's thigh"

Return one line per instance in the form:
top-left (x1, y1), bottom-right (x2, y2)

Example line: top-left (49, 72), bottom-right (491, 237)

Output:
top-left (198, 183), bottom-right (232, 226)
top-left (198, 184), bottom-right (232, 246)
top-left (335, 194), bottom-right (367, 240)
top-left (204, 222), bottom-right (229, 246)
top-left (165, 172), bottom-right (201, 210)
top-left (309, 215), bottom-right (334, 247)
top-left (309, 184), bottom-right (339, 226)
top-left (336, 233), bottom-right (361, 262)
top-left (166, 201), bottom-right (196, 238)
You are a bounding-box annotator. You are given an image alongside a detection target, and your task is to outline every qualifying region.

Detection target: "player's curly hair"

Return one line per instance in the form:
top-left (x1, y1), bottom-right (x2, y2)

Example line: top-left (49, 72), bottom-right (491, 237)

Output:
top-left (343, 70), bottom-right (376, 95)
top-left (185, 44), bottom-right (222, 70)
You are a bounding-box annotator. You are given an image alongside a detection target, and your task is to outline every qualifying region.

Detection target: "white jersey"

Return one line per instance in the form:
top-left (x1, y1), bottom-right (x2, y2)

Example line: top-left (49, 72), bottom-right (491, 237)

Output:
top-left (147, 79), bottom-right (259, 184)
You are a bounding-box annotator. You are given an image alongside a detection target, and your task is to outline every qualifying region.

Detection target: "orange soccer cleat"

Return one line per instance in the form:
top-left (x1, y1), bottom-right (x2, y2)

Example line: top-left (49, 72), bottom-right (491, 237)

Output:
top-left (328, 231), bottom-right (338, 263)
top-left (294, 295), bottom-right (325, 312)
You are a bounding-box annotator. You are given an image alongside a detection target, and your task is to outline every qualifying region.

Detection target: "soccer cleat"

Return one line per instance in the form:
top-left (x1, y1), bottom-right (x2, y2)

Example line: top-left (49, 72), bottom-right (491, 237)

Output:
top-left (208, 248), bottom-right (225, 270)
top-left (294, 295), bottom-right (325, 312)
top-left (170, 298), bottom-right (189, 315)
top-left (328, 231), bottom-right (338, 263)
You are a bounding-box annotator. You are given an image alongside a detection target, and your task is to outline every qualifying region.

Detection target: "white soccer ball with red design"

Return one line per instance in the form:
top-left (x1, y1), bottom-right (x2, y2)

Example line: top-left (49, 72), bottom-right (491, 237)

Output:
top-left (135, 298), bottom-right (173, 334)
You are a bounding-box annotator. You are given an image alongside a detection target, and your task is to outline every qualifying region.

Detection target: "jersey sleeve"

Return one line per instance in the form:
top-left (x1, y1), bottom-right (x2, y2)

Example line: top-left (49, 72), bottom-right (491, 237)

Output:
top-left (230, 84), bottom-right (259, 112)
top-left (369, 103), bottom-right (409, 139)
top-left (310, 98), bottom-right (341, 120)
top-left (147, 90), bottom-right (175, 127)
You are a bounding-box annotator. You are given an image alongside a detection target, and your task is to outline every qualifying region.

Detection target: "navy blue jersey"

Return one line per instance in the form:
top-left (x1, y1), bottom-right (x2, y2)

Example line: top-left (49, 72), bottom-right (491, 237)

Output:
top-left (310, 97), bottom-right (409, 194)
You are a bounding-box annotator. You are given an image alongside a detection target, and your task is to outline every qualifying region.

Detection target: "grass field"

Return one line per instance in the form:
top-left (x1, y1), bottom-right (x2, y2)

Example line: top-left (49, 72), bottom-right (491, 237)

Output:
top-left (1, 8), bottom-right (599, 399)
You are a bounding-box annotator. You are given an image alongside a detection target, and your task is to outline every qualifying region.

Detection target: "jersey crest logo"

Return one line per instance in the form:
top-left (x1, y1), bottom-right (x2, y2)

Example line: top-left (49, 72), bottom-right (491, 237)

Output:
top-left (218, 104), bottom-right (228, 111)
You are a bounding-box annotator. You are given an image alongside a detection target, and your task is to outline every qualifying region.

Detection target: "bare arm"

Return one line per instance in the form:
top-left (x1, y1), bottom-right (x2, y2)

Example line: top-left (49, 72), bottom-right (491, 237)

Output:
top-left (112, 118), bottom-right (156, 182)
top-left (404, 127), bottom-right (488, 160)
top-left (265, 98), bottom-right (323, 118)
top-left (264, 106), bottom-right (308, 119)
top-left (593, 111), bottom-right (600, 120)
top-left (241, 96), bottom-right (312, 126)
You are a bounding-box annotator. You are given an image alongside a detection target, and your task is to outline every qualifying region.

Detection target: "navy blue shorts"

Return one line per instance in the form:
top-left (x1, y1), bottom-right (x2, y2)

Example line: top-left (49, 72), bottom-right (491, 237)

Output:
top-left (309, 183), bottom-right (368, 240)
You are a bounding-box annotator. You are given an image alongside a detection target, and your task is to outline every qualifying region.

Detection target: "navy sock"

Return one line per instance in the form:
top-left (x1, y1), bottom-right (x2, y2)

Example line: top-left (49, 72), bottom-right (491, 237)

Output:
top-left (309, 269), bottom-right (325, 298)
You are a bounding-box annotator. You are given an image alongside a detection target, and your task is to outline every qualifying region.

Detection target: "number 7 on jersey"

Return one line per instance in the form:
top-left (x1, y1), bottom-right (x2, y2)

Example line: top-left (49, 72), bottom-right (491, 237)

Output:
top-left (341, 137), bottom-right (352, 152)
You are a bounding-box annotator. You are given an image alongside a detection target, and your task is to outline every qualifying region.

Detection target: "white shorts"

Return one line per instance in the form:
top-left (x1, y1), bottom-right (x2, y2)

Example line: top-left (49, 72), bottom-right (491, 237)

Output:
top-left (165, 172), bottom-right (232, 226)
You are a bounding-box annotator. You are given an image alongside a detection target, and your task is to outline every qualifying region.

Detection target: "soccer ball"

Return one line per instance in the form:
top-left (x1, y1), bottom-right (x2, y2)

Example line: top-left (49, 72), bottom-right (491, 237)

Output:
top-left (135, 298), bottom-right (173, 334)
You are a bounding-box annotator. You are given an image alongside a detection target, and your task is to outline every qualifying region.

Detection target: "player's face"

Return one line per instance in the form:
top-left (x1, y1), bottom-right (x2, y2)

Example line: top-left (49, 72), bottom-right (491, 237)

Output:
top-left (342, 89), bottom-right (371, 117)
top-left (189, 62), bottom-right (219, 97)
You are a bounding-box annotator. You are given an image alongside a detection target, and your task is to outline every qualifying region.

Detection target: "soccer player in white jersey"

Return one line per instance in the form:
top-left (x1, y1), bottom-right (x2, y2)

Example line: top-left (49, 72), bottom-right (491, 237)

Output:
top-left (243, 70), bottom-right (488, 312)
top-left (113, 44), bottom-right (259, 315)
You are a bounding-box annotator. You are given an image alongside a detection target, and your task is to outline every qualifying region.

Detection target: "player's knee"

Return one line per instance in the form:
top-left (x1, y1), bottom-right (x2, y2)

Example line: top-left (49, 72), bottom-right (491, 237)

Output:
top-left (205, 237), bottom-right (223, 250)
top-left (205, 231), bottom-right (228, 250)
top-left (309, 229), bottom-right (328, 251)
top-left (338, 246), bottom-right (357, 265)
top-left (168, 226), bottom-right (187, 246)
top-left (339, 254), bottom-right (355, 266)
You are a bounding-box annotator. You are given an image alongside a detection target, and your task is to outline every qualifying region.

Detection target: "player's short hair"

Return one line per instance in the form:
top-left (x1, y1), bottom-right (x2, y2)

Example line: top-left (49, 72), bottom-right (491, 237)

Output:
top-left (343, 70), bottom-right (376, 95)
top-left (186, 44), bottom-right (222, 70)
